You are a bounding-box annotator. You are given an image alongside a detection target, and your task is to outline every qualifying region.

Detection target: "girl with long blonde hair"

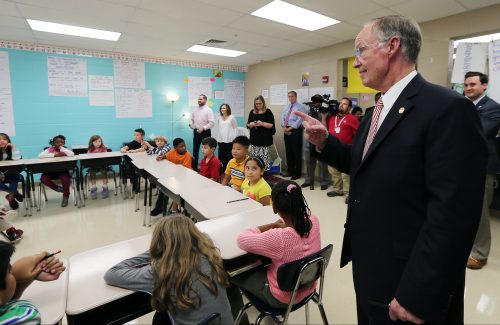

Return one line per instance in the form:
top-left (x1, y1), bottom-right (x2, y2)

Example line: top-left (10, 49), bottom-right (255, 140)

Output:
top-left (104, 215), bottom-right (233, 324)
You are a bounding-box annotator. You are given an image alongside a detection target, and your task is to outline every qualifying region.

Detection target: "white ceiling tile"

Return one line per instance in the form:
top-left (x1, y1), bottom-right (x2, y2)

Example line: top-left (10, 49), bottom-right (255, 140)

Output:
top-left (390, 0), bottom-right (466, 22)
top-left (226, 15), bottom-right (309, 40)
top-left (369, 0), bottom-right (407, 7)
top-left (346, 8), bottom-right (399, 26)
top-left (33, 32), bottom-right (117, 50)
top-left (0, 15), bottom-right (30, 29)
top-left (100, 0), bottom-right (142, 8)
top-left (0, 0), bottom-right (22, 16)
top-left (456, 0), bottom-right (500, 10)
top-left (0, 27), bottom-right (35, 42)
top-left (287, 0), bottom-right (384, 21)
top-left (292, 32), bottom-right (342, 48)
top-left (315, 22), bottom-right (362, 41)
top-left (195, 0), bottom-right (270, 14)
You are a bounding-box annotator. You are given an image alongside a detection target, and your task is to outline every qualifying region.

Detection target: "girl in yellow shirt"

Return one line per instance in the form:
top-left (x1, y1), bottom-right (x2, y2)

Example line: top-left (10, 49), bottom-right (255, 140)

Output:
top-left (241, 156), bottom-right (272, 206)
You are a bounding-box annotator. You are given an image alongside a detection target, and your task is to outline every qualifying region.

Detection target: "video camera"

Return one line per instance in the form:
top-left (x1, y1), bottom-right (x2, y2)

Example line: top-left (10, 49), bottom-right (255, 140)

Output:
top-left (304, 94), bottom-right (339, 119)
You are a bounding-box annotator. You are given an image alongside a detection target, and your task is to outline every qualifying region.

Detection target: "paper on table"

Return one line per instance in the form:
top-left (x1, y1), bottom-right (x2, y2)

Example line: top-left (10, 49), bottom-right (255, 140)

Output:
top-left (270, 84), bottom-right (287, 106)
top-left (0, 51), bottom-right (15, 135)
top-left (224, 79), bottom-right (245, 117)
top-left (48, 56), bottom-right (88, 97)
top-left (114, 60), bottom-right (145, 89)
top-left (188, 76), bottom-right (212, 107)
top-left (89, 90), bottom-right (115, 106)
top-left (89, 75), bottom-right (114, 91)
top-left (115, 89), bottom-right (152, 118)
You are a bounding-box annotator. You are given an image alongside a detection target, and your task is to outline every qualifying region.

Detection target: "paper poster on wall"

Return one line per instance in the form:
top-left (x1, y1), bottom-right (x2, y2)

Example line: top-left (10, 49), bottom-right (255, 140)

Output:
top-left (262, 89), bottom-right (269, 99)
top-left (115, 89), bottom-right (152, 118)
top-left (114, 60), bottom-right (145, 89)
top-left (89, 91), bottom-right (115, 106)
top-left (188, 76), bottom-right (212, 107)
top-left (214, 90), bottom-right (224, 99)
top-left (224, 79), bottom-right (245, 117)
top-left (270, 84), bottom-right (287, 106)
top-left (47, 56), bottom-right (88, 97)
top-left (291, 88), bottom-right (309, 104)
top-left (488, 40), bottom-right (500, 103)
top-left (89, 75), bottom-right (114, 91)
top-left (451, 43), bottom-right (488, 83)
top-left (309, 87), bottom-right (334, 98)
top-left (0, 52), bottom-right (15, 135)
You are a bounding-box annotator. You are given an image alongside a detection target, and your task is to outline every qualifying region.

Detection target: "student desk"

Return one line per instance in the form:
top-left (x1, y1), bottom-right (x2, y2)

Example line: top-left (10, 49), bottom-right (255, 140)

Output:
top-left (0, 159), bottom-right (29, 216)
top-left (23, 157), bottom-right (82, 212)
top-left (121, 152), bottom-right (148, 198)
top-left (78, 152), bottom-right (124, 202)
top-left (157, 173), bottom-right (220, 209)
top-left (71, 145), bottom-right (88, 155)
top-left (182, 185), bottom-right (262, 221)
top-left (66, 235), bottom-right (152, 325)
top-left (23, 258), bottom-right (68, 325)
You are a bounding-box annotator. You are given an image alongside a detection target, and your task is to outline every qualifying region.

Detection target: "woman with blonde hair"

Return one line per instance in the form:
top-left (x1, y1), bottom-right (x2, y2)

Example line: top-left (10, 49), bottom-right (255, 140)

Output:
top-left (104, 215), bottom-right (233, 324)
top-left (247, 95), bottom-right (276, 170)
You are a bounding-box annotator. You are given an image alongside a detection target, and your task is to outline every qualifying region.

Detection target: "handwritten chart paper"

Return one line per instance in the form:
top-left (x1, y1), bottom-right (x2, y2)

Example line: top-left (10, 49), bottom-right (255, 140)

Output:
top-left (0, 52), bottom-right (15, 135)
top-left (115, 89), bottom-right (152, 118)
top-left (89, 75), bottom-right (114, 91)
top-left (89, 91), bottom-right (115, 106)
top-left (451, 43), bottom-right (488, 83)
top-left (489, 40), bottom-right (500, 103)
top-left (114, 60), bottom-right (145, 89)
top-left (270, 84), bottom-right (287, 106)
top-left (224, 79), bottom-right (245, 117)
top-left (309, 87), bottom-right (334, 98)
top-left (291, 88), bottom-right (309, 104)
top-left (48, 56), bottom-right (88, 97)
top-left (188, 77), bottom-right (212, 107)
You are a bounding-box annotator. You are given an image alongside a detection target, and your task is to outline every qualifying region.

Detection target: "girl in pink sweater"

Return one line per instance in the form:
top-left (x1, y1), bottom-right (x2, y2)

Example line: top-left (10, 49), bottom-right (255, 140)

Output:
top-left (234, 180), bottom-right (321, 309)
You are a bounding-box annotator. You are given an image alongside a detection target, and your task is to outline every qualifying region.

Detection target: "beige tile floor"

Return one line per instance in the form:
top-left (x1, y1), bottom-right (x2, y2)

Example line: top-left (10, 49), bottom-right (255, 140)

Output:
top-left (1, 180), bottom-right (499, 324)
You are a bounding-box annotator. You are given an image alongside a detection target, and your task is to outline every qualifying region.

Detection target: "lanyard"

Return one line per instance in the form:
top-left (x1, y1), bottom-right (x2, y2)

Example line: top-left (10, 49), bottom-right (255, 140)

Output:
top-left (334, 115), bottom-right (346, 128)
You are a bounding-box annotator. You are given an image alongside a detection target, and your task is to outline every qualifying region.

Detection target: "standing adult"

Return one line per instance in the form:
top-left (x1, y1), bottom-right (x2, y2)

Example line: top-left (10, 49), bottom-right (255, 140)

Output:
top-left (365, 92), bottom-right (382, 116)
top-left (189, 94), bottom-right (214, 171)
top-left (297, 15), bottom-right (486, 324)
top-left (247, 96), bottom-right (276, 171)
top-left (216, 103), bottom-right (238, 171)
top-left (463, 71), bottom-right (500, 270)
top-left (324, 97), bottom-right (359, 203)
top-left (281, 91), bottom-right (307, 180)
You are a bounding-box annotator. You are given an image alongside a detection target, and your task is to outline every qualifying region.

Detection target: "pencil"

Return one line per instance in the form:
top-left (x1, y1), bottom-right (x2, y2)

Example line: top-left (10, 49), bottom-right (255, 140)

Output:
top-left (226, 198), bottom-right (249, 204)
top-left (42, 250), bottom-right (61, 260)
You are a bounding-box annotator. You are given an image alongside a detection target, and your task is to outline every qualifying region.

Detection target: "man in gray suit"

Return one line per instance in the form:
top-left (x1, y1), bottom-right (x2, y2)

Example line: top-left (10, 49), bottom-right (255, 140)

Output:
top-left (464, 71), bottom-right (500, 269)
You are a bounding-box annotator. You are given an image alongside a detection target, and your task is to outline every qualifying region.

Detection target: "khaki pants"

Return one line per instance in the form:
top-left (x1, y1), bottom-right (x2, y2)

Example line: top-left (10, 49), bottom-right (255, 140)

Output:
top-left (471, 173), bottom-right (494, 260)
top-left (329, 166), bottom-right (349, 195)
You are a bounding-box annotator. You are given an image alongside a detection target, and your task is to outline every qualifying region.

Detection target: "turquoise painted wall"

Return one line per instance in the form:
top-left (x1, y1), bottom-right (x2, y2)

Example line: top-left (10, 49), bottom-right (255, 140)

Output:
top-left (3, 49), bottom-right (245, 158)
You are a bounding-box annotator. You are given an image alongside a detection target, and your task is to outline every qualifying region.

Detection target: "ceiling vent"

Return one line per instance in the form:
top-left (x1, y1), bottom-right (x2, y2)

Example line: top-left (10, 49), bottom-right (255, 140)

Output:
top-left (203, 39), bottom-right (227, 45)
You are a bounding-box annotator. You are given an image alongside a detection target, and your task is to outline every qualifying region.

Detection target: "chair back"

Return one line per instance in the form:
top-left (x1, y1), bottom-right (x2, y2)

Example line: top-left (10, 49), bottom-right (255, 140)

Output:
top-left (276, 244), bottom-right (333, 292)
top-left (107, 148), bottom-right (112, 152)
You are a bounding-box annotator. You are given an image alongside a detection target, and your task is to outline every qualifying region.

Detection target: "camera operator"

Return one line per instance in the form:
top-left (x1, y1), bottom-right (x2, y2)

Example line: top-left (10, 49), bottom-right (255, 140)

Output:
top-left (301, 95), bottom-right (332, 190)
top-left (323, 97), bottom-right (359, 203)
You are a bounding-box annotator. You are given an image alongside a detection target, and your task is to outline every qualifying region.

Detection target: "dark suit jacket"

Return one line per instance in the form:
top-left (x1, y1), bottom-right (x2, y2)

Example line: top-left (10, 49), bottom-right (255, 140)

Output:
top-left (317, 74), bottom-right (487, 323)
top-left (476, 95), bottom-right (500, 173)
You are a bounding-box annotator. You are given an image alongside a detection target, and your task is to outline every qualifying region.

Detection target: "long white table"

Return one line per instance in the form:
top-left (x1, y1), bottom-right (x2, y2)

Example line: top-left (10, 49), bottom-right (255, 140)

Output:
top-left (66, 235), bottom-right (152, 325)
top-left (157, 172), bottom-right (221, 205)
top-left (23, 258), bottom-right (68, 325)
top-left (182, 185), bottom-right (262, 220)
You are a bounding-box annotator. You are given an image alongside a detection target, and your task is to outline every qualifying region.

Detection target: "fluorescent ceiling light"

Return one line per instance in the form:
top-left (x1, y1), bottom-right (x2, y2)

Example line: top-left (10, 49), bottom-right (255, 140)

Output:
top-left (251, 0), bottom-right (340, 31)
top-left (26, 19), bottom-right (121, 41)
top-left (186, 45), bottom-right (246, 57)
top-left (453, 33), bottom-right (500, 48)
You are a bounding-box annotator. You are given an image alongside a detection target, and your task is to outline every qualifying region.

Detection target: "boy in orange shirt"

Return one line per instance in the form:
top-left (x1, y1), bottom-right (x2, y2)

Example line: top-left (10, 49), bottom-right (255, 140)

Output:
top-left (151, 138), bottom-right (192, 216)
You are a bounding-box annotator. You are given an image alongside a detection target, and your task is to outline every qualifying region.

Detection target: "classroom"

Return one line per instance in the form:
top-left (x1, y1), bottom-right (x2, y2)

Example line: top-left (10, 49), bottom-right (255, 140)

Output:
top-left (1, 1), bottom-right (500, 324)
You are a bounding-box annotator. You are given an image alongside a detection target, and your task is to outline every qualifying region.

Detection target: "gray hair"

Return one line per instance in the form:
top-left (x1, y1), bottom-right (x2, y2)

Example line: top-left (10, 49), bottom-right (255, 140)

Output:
top-left (369, 15), bottom-right (421, 63)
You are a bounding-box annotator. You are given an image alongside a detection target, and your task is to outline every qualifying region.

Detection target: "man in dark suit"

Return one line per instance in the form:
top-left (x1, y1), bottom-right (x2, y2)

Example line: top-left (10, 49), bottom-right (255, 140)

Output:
top-left (464, 71), bottom-right (500, 270)
top-left (296, 15), bottom-right (487, 324)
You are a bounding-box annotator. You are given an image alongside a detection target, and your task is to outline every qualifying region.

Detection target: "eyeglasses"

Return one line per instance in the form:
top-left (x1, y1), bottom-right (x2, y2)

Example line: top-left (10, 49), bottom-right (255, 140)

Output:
top-left (354, 41), bottom-right (386, 59)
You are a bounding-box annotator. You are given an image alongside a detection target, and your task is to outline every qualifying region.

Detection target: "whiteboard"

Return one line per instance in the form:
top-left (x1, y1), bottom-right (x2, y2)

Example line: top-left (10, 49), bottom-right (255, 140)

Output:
top-left (489, 40), bottom-right (500, 103)
top-left (451, 43), bottom-right (488, 83)
top-left (47, 56), bottom-right (88, 97)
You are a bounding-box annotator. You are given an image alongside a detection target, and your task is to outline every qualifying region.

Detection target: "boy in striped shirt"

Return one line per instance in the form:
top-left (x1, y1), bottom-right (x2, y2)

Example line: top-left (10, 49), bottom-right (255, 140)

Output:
top-left (222, 136), bottom-right (250, 192)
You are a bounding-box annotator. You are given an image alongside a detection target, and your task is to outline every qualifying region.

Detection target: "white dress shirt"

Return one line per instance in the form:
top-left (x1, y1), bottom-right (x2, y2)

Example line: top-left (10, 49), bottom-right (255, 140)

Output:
top-left (191, 105), bottom-right (215, 130)
top-left (377, 70), bottom-right (418, 129)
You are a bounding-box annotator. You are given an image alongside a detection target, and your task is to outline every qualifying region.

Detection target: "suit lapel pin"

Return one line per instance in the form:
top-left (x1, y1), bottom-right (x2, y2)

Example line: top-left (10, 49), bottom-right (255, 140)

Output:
top-left (398, 107), bottom-right (405, 114)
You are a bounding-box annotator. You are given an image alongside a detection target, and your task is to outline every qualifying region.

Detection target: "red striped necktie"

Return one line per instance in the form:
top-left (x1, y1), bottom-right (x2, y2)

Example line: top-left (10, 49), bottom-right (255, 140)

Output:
top-left (362, 98), bottom-right (384, 159)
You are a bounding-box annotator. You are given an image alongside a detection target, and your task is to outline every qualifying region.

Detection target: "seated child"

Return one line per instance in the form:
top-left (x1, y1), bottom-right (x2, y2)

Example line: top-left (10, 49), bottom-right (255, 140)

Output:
top-left (104, 215), bottom-right (233, 324)
top-left (199, 137), bottom-right (221, 182)
top-left (241, 156), bottom-right (272, 206)
top-left (0, 133), bottom-right (23, 210)
top-left (232, 180), bottom-right (321, 310)
top-left (221, 136), bottom-right (250, 192)
top-left (87, 135), bottom-right (110, 199)
top-left (147, 135), bottom-right (170, 157)
top-left (0, 242), bottom-right (66, 324)
top-left (38, 135), bottom-right (75, 207)
top-left (120, 128), bottom-right (152, 153)
top-left (151, 138), bottom-right (192, 216)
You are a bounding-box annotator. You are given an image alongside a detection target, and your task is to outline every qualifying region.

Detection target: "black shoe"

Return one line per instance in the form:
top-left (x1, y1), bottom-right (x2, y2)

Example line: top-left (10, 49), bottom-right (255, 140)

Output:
top-left (300, 182), bottom-right (311, 188)
top-left (61, 196), bottom-right (69, 207)
top-left (290, 175), bottom-right (301, 180)
top-left (55, 186), bottom-right (64, 193)
top-left (14, 191), bottom-right (24, 202)
top-left (150, 208), bottom-right (162, 216)
top-left (282, 173), bottom-right (291, 178)
top-left (327, 191), bottom-right (343, 197)
top-left (345, 195), bottom-right (349, 204)
top-left (320, 185), bottom-right (328, 190)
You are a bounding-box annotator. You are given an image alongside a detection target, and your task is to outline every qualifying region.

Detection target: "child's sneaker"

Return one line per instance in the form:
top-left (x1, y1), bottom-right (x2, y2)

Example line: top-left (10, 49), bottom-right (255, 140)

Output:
top-left (102, 187), bottom-right (109, 199)
top-left (90, 187), bottom-right (98, 200)
top-left (4, 226), bottom-right (23, 242)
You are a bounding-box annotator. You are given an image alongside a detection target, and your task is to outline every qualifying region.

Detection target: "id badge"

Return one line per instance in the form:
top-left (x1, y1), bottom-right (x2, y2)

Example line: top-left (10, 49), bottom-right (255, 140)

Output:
top-left (335, 127), bottom-right (340, 133)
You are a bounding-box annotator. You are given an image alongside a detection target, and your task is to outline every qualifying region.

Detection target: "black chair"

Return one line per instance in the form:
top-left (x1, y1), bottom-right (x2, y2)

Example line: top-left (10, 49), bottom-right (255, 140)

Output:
top-left (152, 311), bottom-right (221, 325)
top-left (82, 148), bottom-right (119, 199)
top-left (235, 244), bottom-right (333, 325)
